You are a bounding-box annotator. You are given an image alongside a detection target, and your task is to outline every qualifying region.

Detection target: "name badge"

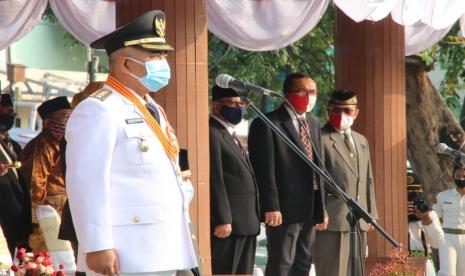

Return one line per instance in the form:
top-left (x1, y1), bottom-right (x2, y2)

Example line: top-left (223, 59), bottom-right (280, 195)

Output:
top-left (126, 118), bottom-right (144, 124)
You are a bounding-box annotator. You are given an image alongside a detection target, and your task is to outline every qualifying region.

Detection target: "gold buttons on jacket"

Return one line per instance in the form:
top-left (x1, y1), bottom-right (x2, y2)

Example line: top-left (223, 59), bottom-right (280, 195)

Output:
top-left (133, 216), bottom-right (140, 223)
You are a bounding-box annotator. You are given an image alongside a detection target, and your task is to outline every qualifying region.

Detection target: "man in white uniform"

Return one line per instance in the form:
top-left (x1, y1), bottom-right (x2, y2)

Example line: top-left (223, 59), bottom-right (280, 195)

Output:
top-left (65, 10), bottom-right (197, 276)
top-left (434, 162), bottom-right (465, 276)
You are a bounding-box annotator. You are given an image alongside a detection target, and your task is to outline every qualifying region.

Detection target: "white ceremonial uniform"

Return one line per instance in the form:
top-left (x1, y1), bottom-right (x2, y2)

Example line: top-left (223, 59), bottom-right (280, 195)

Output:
top-left (65, 84), bottom-right (197, 275)
top-left (408, 211), bottom-right (445, 276)
top-left (433, 188), bottom-right (465, 276)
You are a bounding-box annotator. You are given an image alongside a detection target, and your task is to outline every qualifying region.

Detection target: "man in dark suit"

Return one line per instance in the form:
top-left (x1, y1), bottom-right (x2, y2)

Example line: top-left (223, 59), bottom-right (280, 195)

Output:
top-left (314, 90), bottom-right (378, 276)
top-left (210, 85), bottom-right (260, 275)
top-left (248, 73), bottom-right (327, 276)
top-left (0, 95), bottom-right (31, 258)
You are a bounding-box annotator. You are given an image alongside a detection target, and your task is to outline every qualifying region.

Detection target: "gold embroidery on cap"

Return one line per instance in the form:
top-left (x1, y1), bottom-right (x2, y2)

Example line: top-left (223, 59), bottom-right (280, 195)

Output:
top-left (155, 17), bottom-right (166, 38)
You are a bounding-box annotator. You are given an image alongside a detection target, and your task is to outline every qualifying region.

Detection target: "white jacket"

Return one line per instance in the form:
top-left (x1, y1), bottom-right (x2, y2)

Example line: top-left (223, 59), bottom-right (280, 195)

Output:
top-left (65, 85), bottom-right (197, 273)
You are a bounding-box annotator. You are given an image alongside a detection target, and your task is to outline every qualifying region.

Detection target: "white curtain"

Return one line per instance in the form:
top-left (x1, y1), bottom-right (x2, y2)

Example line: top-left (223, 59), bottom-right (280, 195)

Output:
top-left (0, 0), bottom-right (48, 50)
top-left (333, 0), bottom-right (398, 23)
top-left (0, 0), bottom-right (464, 55)
top-left (334, 0), bottom-right (465, 30)
top-left (207, 0), bottom-right (330, 52)
top-left (420, 0), bottom-right (465, 29)
top-left (49, 0), bottom-right (116, 46)
top-left (405, 22), bottom-right (452, 56)
top-left (391, 0), bottom-right (430, 26)
top-left (208, 0), bottom-right (465, 55)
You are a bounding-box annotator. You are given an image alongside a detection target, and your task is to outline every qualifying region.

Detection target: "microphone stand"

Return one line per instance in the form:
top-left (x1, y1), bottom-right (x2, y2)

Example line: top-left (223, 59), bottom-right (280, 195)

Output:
top-left (242, 96), bottom-right (400, 276)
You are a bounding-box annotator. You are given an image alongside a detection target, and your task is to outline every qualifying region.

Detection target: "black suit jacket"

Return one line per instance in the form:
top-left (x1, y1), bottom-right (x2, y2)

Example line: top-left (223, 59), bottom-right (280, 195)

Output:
top-left (209, 117), bottom-right (260, 236)
top-left (0, 140), bottom-right (32, 244)
top-left (11, 139), bottom-right (22, 158)
top-left (248, 104), bottom-right (325, 224)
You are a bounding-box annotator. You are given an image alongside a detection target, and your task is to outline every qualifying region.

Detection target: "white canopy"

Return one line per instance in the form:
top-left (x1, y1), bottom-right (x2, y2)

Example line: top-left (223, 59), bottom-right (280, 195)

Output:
top-left (0, 0), bottom-right (464, 55)
top-left (0, 0), bottom-right (114, 50)
top-left (208, 0), bottom-right (465, 54)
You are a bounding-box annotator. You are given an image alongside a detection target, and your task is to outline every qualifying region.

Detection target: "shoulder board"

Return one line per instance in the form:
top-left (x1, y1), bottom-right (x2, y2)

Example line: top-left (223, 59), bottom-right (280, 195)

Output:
top-left (90, 89), bottom-right (112, 101)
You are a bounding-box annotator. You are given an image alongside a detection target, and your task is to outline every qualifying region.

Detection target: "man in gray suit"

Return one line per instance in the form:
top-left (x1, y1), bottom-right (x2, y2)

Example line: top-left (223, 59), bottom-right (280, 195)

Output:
top-left (314, 90), bottom-right (379, 276)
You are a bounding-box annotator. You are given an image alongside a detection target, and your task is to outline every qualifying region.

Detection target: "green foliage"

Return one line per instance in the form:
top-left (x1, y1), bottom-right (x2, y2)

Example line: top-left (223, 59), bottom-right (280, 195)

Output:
top-left (419, 24), bottom-right (465, 110)
top-left (42, 5), bottom-right (58, 24)
top-left (208, 7), bottom-right (335, 117)
top-left (42, 4), bottom-right (82, 49)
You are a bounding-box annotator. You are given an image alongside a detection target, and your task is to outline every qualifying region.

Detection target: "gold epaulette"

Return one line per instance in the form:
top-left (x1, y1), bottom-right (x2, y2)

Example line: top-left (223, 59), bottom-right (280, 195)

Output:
top-left (90, 89), bottom-right (113, 101)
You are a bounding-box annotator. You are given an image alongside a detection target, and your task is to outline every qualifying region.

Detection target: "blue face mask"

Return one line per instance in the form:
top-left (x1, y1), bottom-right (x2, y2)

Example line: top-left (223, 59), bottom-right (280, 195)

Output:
top-left (127, 58), bottom-right (171, 92)
top-left (220, 106), bottom-right (245, 125)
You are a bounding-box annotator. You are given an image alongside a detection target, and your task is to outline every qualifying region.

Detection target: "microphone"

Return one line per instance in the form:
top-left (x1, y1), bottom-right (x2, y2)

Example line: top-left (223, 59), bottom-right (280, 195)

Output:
top-left (436, 143), bottom-right (465, 158)
top-left (216, 74), bottom-right (276, 97)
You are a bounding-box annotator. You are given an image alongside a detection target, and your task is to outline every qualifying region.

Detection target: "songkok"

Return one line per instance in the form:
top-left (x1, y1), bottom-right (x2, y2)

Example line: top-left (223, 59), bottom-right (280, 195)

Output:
top-left (179, 149), bottom-right (189, 171)
top-left (0, 94), bottom-right (13, 107)
top-left (38, 96), bottom-right (71, 120)
top-left (329, 90), bottom-right (358, 106)
top-left (212, 85), bottom-right (239, 102)
top-left (91, 10), bottom-right (174, 55)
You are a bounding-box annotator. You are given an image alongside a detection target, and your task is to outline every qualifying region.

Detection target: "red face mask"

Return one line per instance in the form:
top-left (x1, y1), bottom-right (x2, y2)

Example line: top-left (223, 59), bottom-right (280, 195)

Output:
top-left (287, 93), bottom-right (309, 113)
top-left (329, 112), bottom-right (354, 131)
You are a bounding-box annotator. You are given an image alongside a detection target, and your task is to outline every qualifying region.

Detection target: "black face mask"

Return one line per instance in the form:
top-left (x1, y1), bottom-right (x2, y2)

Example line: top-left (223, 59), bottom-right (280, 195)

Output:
top-left (0, 114), bottom-right (15, 131)
top-left (455, 179), bottom-right (465, 188)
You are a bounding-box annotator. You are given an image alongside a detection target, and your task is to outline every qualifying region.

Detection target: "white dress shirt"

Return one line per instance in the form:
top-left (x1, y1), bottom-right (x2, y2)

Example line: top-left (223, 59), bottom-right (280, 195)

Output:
top-left (434, 188), bottom-right (465, 230)
top-left (212, 115), bottom-right (236, 136)
top-left (284, 104), bottom-right (308, 135)
top-left (211, 115), bottom-right (243, 148)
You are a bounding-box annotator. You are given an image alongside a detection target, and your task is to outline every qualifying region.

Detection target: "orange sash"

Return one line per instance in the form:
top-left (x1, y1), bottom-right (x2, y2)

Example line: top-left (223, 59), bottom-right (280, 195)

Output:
top-left (106, 76), bottom-right (178, 162)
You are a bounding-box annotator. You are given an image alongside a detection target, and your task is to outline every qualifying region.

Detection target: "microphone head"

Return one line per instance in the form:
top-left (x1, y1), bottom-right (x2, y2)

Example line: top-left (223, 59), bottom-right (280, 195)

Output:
top-left (436, 143), bottom-right (449, 154)
top-left (216, 74), bottom-right (233, 89)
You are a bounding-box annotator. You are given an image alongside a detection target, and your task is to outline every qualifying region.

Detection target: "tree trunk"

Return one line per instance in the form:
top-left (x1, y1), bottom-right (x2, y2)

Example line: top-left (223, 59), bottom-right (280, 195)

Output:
top-left (406, 56), bottom-right (464, 203)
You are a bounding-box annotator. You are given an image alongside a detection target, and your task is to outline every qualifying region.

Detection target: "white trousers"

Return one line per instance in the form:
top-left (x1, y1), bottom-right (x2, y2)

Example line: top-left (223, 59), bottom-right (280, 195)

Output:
top-left (426, 259), bottom-right (436, 276)
top-left (438, 233), bottom-right (465, 276)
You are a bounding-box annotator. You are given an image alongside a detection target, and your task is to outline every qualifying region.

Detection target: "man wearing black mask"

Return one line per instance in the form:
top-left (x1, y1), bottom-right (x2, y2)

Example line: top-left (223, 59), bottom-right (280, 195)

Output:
top-left (0, 94), bottom-right (32, 258)
top-left (209, 85), bottom-right (260, 274)
top-left (434, 161), bottom-right (465, 276)
top-left (0, 94), bottom-right (22, 157)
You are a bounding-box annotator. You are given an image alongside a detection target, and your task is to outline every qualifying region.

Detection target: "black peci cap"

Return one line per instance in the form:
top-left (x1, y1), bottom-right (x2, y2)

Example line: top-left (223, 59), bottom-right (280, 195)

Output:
top-left (91, 10), bottom-right (174, 55)
top-left (329, 90), bottom-right (358, 106)
top-left (38, 96), bottom-right (71, 120)
top-left (211, 85), bottom-right (239, 102)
